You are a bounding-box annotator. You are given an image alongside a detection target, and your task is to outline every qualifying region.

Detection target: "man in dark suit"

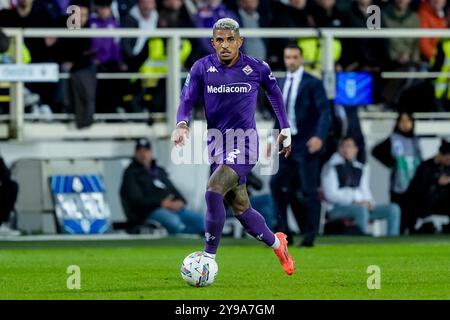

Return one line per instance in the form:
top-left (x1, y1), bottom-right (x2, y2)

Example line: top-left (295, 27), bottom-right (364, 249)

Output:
top-left (269, 43), bottom-right (331, 247)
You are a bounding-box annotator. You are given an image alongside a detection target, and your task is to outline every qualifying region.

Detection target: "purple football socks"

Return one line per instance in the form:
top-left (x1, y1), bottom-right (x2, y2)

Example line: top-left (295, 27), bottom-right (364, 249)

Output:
top-left (204, 191), bottom-right (226, 254)
top-left (236, 207), bottom-right (276, 247)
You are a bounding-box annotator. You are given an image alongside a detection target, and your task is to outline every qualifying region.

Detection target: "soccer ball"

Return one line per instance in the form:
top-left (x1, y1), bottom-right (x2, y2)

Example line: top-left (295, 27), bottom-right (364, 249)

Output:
top-left (180, 251), bottom-right (218, 287)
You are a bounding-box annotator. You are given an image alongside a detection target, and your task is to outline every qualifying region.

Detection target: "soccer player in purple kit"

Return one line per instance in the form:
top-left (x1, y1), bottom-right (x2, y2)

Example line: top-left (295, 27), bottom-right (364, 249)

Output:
top-left (173, 18), bottom-right (295, 275)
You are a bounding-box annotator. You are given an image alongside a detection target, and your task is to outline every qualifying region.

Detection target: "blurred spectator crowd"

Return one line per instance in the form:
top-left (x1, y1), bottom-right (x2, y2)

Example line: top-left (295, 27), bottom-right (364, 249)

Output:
top-left (1, 0), bottom-right (450, 123)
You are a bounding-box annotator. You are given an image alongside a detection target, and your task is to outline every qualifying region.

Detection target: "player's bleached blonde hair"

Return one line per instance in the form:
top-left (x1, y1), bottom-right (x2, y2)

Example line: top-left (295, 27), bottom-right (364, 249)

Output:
top-left (212, 18), bottom-right (240, 36)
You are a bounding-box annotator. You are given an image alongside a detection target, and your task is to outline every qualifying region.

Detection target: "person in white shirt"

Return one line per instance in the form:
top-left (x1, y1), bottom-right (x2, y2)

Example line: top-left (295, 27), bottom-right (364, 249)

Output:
top-left (321, 136), bottom-right (401, 236)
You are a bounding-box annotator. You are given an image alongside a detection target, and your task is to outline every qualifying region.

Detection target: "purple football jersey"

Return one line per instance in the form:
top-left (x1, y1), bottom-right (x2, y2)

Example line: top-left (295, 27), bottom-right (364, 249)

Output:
top-left (177, 52), bottom-right (289, 166)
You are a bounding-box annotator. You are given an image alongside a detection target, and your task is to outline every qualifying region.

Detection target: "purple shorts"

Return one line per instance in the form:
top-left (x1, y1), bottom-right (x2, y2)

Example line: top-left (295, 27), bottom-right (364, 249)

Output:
top-left (210, 163), bottom-right (255, 185)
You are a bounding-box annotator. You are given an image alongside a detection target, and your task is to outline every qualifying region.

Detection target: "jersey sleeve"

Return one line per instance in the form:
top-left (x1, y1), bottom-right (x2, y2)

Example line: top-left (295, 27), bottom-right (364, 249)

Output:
top-left (259, 61), bottom-right (290, 129)
top-left (176, 60), bottom-right (203, 126)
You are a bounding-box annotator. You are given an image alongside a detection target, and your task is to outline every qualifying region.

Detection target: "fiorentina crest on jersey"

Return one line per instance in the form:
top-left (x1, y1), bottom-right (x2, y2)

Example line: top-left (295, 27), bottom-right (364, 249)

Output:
top-left (242, 64), bottom-right (253, 75)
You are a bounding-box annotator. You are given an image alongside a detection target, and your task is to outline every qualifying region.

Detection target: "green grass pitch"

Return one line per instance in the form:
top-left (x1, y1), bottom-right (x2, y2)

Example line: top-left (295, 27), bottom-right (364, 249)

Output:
top-left (0, 235), bottom-right (449, 300)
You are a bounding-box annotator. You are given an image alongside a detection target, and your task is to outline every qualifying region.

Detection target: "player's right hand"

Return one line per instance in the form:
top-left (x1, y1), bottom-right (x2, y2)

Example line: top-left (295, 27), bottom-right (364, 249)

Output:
top-left (173, 122), bottom-right (190, 147)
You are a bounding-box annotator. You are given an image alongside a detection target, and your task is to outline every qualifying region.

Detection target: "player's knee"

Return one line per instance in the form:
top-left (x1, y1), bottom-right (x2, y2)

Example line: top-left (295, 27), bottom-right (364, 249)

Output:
top-left (231, 204), bottom-right (248, 215)
top-left (231, 198), bottom-right (250, 215)
top-left (206, 183), bottom-right (226, 195)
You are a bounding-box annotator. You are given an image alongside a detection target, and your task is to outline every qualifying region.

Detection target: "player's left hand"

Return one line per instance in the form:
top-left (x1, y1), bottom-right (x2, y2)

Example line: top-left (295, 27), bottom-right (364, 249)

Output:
top-left (173, 123), bottom-right (190, 147)
top-left (307, 137), bottom-right (323, 154)
top-left (276, 134), bottom-right (291, 158)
